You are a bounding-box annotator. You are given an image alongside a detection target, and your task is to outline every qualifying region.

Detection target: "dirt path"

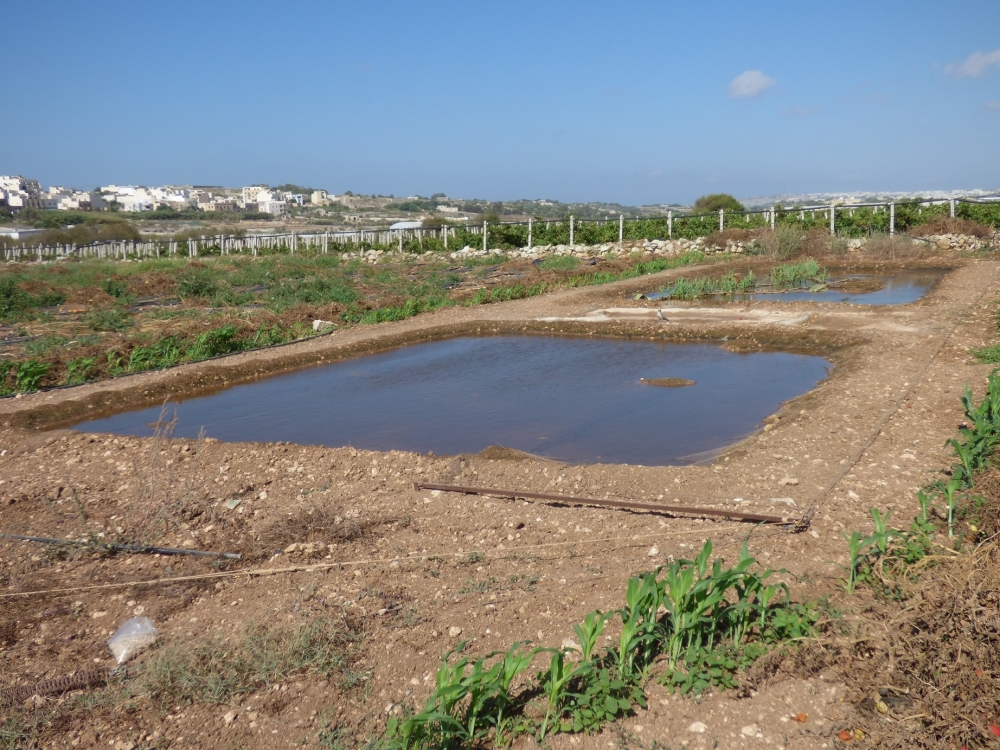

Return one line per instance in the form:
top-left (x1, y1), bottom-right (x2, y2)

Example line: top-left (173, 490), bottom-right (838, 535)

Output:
top-left (1, 255), bottom-right (997, 749)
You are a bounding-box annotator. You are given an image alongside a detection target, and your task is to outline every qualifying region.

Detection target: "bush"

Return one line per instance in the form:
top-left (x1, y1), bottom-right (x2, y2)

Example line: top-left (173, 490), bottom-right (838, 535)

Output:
top-left (690, 193), bottom-right (745, 214)
top-left (865, 234), bottom-right (923, 261)
top-left (752, 225), bottom-right (805, 258)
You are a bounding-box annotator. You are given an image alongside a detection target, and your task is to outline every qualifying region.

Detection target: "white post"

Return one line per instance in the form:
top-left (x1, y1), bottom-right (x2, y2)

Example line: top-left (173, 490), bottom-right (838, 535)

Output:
top-left (569, 215), bottom-right (574, 247)
top-left (950, 199), bottom-right (956, 218)
top-left (323, 230), bottom-right (329, 254)
top-left (483, 221), bottom-right (488, 252)
top-left (719, 209), bottom-right (724, 232)
top-left (618, 214), bottom-right (623, 243)
top-left (889, 203), bottom-right (895, 236)
top-left (444, 226), bottom-right (448, 250)
top-left (528, 218), bottom-right (532, 250)
top-left (771, 207), bottom-right (776, 230)
top-left (399, 231), bottom-right (403, 252)
top-left (668, 211), bottom-right (673, 239)
top-left (830, 203), bottom-right (835, 236)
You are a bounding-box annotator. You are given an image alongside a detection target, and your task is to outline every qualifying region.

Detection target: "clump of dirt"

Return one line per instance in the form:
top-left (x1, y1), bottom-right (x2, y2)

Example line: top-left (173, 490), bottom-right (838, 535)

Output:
top-left (909, 217), bottom-right (993, 238)
top-left (639, 377), bottom-right (696, 387)
top-left (476, 445), bottom-right (556, 462)
top-left (702, 228), bottom-right (758, 248)
top-left (251, 503), bottom-right (397, 560)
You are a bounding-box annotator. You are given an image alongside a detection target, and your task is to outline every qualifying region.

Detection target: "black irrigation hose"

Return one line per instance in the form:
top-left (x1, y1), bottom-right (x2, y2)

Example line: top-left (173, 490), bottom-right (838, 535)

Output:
top-left (0, 532), bottom-right (242, 560)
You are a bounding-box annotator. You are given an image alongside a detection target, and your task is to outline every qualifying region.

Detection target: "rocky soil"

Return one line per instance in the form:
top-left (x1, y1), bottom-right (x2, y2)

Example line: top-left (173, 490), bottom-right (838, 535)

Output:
top-left (1, 252), bottom-right (999, 749)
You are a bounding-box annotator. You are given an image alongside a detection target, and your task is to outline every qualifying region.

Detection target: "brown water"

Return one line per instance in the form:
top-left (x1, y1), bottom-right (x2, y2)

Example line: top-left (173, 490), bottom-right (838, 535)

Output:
top-left (650, 270), bottom-right (946, 305)
top-left (72, 336), bottom-right (830, 465)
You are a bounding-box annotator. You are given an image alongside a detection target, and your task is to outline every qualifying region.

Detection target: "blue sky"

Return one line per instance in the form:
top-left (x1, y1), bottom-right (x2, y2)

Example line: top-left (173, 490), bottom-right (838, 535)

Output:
top-left (3, 1), bottom-right (999, 204)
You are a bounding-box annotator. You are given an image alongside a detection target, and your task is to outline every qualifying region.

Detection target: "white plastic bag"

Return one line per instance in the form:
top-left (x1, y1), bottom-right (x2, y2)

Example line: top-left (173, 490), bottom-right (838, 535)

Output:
top-left (107, 616), bottom-right (158, 665)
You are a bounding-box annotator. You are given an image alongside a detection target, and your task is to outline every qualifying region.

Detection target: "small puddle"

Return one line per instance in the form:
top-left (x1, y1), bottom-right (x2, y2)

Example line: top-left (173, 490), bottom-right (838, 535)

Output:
top-left (648, 270), bottom-right (945, 306)
top-left (70, 336), bottom-right (829, 465)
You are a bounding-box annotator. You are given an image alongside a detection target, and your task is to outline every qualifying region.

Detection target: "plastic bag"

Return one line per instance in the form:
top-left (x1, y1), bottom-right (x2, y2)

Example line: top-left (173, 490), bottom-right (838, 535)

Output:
top-left (107, 616), bottom-right (158, 665)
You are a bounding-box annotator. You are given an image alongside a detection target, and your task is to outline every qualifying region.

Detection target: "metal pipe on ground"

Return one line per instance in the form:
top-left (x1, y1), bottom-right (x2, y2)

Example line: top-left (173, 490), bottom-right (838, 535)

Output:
top-left (414, 483), bottom-right (796, 526)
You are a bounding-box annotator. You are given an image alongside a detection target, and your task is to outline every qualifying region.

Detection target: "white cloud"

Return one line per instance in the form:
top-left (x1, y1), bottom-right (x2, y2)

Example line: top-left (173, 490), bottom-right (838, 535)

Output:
top-left (984, 101), bottom-right (1000, 112)
top-left (728, 70), bottom-right (776, 99)
top-left (946, 49), bottom-right (1000, 78)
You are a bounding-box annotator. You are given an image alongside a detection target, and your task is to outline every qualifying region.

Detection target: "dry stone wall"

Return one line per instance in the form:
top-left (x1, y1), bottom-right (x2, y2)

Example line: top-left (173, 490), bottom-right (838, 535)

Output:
top-left (337, 231), bottom-right (996, 264)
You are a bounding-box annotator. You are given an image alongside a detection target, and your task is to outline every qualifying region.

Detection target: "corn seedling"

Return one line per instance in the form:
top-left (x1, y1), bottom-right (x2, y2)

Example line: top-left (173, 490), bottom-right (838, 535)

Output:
top-left (942, 479), bottom-right (964, 538)
top-left (840, 531), bottom-right (873, 595)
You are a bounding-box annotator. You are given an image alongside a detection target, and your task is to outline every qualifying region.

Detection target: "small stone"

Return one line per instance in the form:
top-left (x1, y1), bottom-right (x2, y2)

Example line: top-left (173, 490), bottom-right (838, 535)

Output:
top-left (688, 721), bottom-right (707, 733)
top-left (647, 546), bottom-right (659, 557)
top-left (741, 723), bottom-right (760, 737)
top-left (779, 477), bottom-right (799, 486)
top-left (223, 711), bottom-right (237, 726)
top-left (448, 626), bottom-right (462, 638)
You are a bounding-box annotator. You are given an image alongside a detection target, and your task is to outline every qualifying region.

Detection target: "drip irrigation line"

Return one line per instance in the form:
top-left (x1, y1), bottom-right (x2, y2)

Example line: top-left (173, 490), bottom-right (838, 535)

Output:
top-left (0, 525), bottom-right (743, 600)
top-left (414, 482), bottom-right (796, 525)
top-left (805, 261), bottom-right (1000, 516)
top-left (0, 533), bottom-right (242, 560)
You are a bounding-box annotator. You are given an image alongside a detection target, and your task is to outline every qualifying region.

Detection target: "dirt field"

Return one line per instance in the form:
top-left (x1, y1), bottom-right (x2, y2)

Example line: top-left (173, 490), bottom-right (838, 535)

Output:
top-left (2, 250), bottom-right (998, 749)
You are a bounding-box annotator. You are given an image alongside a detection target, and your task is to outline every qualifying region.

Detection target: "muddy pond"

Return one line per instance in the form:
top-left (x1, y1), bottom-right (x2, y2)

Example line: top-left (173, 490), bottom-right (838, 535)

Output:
top-left (650, 269), bottom-right (945, 305)
top-left (72, 336), bottom-right (830, 465)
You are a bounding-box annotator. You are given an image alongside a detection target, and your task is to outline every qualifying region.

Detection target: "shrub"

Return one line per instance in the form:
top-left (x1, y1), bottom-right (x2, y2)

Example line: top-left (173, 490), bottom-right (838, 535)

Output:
top-left (752, 225), bottom-right (805, 259)
top-left (865, 233), bottom-right (923, 261)
top-left (691, 194), bottom-right (745, 214)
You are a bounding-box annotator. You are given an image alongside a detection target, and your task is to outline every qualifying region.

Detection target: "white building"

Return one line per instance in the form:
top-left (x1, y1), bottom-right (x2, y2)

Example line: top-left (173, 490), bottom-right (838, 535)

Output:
top-left (0, 175), bottom-right (43, 211)
top-left (242, 185), bottom-right (269, 206)
top-left (253, 190), bottom-right (287, 216)
top-left (311, 190), bottom-right (329, 205)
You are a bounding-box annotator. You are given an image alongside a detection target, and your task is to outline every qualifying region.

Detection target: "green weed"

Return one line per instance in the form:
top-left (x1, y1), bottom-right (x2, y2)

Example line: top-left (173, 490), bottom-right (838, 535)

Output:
top-left (0, 359), bottom-right (52, 394)
top-left (84, 306), bottom-right (133, 332)
top-left (66, 356), bottom-right (97, 384)
top-left (134, 616), bottom-right (359, 707)
top-left (177, 268), bottom-right (219, 299)
top-left (538, 256), bottom-right (580, 271)
top-left (770, 259), bottom-right (827, 288)
top-left (0, 716), bottom-right (31, 750)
